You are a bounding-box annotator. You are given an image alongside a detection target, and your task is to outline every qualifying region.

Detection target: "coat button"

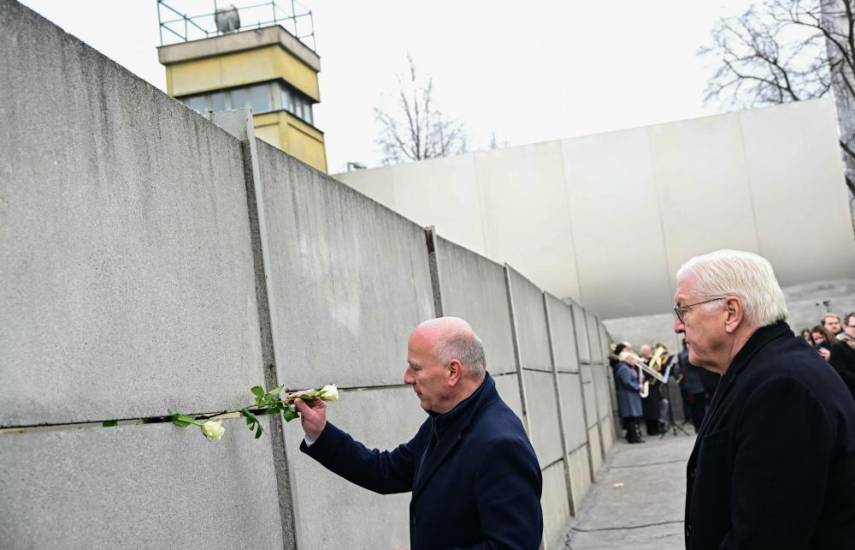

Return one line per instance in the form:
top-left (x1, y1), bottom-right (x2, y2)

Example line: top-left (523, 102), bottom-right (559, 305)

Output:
top-left (686, 524), bottom-right (693, 537)
top-left (411, 516), bottom-right (416, 526)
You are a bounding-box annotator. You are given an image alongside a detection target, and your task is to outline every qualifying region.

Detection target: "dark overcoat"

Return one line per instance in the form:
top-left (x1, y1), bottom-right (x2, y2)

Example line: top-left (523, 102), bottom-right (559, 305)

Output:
top-left (685, 322), bottom-right (855, 550)
top-left (614, 361), bottom-right (642, 418)
top-left (301, 373), bottom-right (543, 549)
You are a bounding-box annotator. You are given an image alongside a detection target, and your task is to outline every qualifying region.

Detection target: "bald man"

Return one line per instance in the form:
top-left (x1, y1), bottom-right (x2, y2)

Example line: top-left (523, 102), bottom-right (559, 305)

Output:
top-left (295, 317), bottom-right (543, 549)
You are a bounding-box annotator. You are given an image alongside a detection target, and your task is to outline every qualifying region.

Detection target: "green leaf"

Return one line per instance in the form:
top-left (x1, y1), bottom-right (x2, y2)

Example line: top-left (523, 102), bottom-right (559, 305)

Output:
top-left (254, 424), bottom-right (264, 438)
top-left (171, 413), bottom-right (197, 428)
top-left (267, 385), bottom-right (284, 397)
top-left (251, 386), bottom-right (265, 398)
top-left (102, 420), bottom-right (118, 428)
top-left (282, 405), bottom-right (299, 423)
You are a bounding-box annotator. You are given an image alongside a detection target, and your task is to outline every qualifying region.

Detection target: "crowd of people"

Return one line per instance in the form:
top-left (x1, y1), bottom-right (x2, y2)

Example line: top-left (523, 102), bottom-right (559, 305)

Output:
top-left (609, 311), bottom-right (855, 444)
top-left (799, 312), bottom-right (855, 398)
top-left (609, 340), bottom-right (719, 443)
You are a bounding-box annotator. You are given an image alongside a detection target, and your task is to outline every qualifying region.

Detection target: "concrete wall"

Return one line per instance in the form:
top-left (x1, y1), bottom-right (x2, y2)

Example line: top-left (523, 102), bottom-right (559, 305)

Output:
top-left (1, 2), bottom-right (620, 548)
top-left (337, 99), bottom-right (855, 320)
top-left (0, 2), bottom-right (285, 548)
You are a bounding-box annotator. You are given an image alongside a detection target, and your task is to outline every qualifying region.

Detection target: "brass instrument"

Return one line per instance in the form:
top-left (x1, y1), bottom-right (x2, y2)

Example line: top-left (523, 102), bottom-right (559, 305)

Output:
top-left (636, 343), bottom-right (672, 397)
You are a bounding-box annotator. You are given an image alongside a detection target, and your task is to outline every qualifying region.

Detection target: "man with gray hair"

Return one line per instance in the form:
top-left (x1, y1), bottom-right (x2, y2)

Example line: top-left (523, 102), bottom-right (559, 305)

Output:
top-left (675, 250), bottom-right (855, 549)
top-left (294, 316), bottom-right (543, 549)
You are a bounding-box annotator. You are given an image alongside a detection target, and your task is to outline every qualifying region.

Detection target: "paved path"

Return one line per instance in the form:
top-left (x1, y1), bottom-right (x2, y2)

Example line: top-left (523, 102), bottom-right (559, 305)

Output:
top-left (557, 430), bottom-right (696, 550)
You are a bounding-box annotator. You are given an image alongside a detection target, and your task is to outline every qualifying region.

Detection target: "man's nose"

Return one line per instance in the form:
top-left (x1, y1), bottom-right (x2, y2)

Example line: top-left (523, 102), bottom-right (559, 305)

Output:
top-left (673, 317), bottom-right (685, 334)
top-left (403, 368), bottom-right (414, 385)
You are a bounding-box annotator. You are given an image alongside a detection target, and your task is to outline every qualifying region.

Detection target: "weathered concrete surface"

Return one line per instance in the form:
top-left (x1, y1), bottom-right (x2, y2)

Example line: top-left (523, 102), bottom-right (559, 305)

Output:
top-left (572, 303), bottom-right (592, 364)
top-left (0, 419), bottom-right (285, 549)
top-left (255, 142), bottom-right (435, 389)
top-left (567, 444), bottom-right (593, 515)
top-left (0, 0), bottom-right (264, 426)
top-left (581, 365), bottom-right (598, 430)
top-left (557, 372), bottom-right (588, 450)
top-left (557, 434), bottom-right (693, 550)
top-left (542, 460), bottom-right (572, 549)
top-left (548, 295), bottom-right (581, 372)
top-left (586, 314), bottom-right (605, 364)
top-left (587, 427), bottom-right (603, 474)
top-left (507, 268), bottom-right (552, 370)
top-left (434, 236), bottom-right (517, 374)
top-left (282, 386), bottom-right (425, 549)
top-left (524, 370), bottom-right (564, 466)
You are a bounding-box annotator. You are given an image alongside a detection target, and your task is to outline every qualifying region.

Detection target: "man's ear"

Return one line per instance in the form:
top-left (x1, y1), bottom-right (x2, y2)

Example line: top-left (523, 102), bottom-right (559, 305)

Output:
top-left (724, 297), bottom-right (744, 333)
top-left (447, 359), bottom-right (464, 386)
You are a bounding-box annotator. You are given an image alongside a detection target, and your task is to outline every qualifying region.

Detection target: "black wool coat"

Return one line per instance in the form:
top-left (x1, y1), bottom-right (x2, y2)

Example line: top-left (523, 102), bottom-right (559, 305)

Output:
top-left (301, 373), bottom-right (543, 549)
top-left (685, 322), bottom-right (855, 550)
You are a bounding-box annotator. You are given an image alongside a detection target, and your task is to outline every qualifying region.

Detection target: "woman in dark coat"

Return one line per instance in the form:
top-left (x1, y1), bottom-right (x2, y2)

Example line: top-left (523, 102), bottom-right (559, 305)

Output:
top-left (614, 351), bottom-right (644, 443)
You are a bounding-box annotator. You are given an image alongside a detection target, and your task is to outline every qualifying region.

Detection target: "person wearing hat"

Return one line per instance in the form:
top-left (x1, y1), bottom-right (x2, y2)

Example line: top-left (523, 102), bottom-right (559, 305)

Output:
top-left (614, 350), bottom-right (645, 443)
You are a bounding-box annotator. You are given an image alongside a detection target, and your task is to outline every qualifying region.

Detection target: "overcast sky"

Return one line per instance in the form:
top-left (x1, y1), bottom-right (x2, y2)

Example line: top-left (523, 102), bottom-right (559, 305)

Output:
top-left (20, 0), bottom-right (753, 173)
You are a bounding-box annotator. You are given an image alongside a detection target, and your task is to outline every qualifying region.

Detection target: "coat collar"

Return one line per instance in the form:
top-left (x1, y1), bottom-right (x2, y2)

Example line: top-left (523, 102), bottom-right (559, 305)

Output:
top-left (412, 372), bottom-right (497, 498)
top-left (696, 321), bottom-right (791, 437)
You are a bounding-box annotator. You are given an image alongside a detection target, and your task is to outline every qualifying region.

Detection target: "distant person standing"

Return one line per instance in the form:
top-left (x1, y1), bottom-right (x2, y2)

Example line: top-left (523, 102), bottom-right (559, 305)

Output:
top-left (675, 250), bottom-right (855, 549)
top-left (677, 340), bottom-right (707, 433)
top-left (823, 313), bottom-right (845, 338)
top-left (639, 344), bottom-right (663, 435)
top-left (614, 351), bottom-right (644, 443)
top-left (810, 324), bottom-right (835, 361)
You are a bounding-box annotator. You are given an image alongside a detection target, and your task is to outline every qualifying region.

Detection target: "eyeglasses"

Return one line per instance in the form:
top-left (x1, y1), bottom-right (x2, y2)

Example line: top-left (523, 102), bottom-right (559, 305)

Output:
top-left (673, 297), bottom-right (727, 323)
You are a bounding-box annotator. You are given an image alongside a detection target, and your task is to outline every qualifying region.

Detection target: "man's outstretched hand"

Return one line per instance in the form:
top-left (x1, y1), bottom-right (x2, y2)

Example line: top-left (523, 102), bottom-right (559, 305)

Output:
top-left (294, 395), bottom-right (327, 442)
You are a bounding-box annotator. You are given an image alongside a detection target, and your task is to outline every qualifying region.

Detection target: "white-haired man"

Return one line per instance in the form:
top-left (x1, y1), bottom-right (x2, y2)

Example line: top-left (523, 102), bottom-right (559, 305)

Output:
top-left (675, 250), bottom-right (855, 550)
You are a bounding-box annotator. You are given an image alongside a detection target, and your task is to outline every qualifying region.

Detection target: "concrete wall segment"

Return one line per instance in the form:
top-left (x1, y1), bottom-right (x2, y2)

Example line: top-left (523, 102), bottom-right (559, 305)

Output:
top-left (546, 295), bottom-right (580, 372)
top-left (283, 386), bottom-right (425, 549)
top-left (337, 154), bottom-right (489, 257)
top-left (557, 372), bottom-right (588, 451)
top-left (567, 445), bottom-right (593, 512)
top-left (586, 313), bottom-right (604, 363)
top-left (434, 236), bottom-right (517, 374)
top-left (1, 0), bottom-right (265, 426)
top-left (647, 112), bottom-right (760, 291)
top-left (523, 371), bottom-right (564, 466)
top-left (561, 129), bottom-right (673, 318)
top-left (541, 461), bottom-right (571, 549)
top-left (507, 268), bottom-right (552, 370)
top-left (571, 303), bottom-right (592, 364)
top-left (255, 143), bottom-right (435, 389)
top-left (474, 142), bottom-right (582, 302)
top-left (739, 100), bottom-right (855, 284)
top-left (0, 420), bottom-right (285, 549)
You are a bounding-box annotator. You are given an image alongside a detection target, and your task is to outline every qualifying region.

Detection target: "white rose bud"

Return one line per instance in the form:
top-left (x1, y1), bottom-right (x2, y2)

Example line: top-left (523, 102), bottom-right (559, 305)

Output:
top-left (200, 420), bottom-right (225, 441)
top-left (320, 384), bottom-right (339, 402)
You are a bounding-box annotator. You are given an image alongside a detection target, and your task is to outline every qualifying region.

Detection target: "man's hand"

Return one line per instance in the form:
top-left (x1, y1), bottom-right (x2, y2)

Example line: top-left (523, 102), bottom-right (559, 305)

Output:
top-left (818, 347), bottom-right (831, 360)
top-left (294, 395), bottom-right (327, 441)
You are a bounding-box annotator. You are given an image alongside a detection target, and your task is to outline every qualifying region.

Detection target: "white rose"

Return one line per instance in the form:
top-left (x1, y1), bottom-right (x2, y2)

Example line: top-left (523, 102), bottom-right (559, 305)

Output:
top-left (200, 420), bottom-right (225, 441)
top-left (320, 384), bottom-right (339, 402)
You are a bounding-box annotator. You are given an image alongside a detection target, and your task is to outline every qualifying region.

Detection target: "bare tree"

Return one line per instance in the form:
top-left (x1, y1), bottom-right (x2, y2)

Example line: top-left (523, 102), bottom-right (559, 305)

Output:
top-left (373, 57), bottom-right (467, 165)
top-left (701, 0), bottom-right (855, 197)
